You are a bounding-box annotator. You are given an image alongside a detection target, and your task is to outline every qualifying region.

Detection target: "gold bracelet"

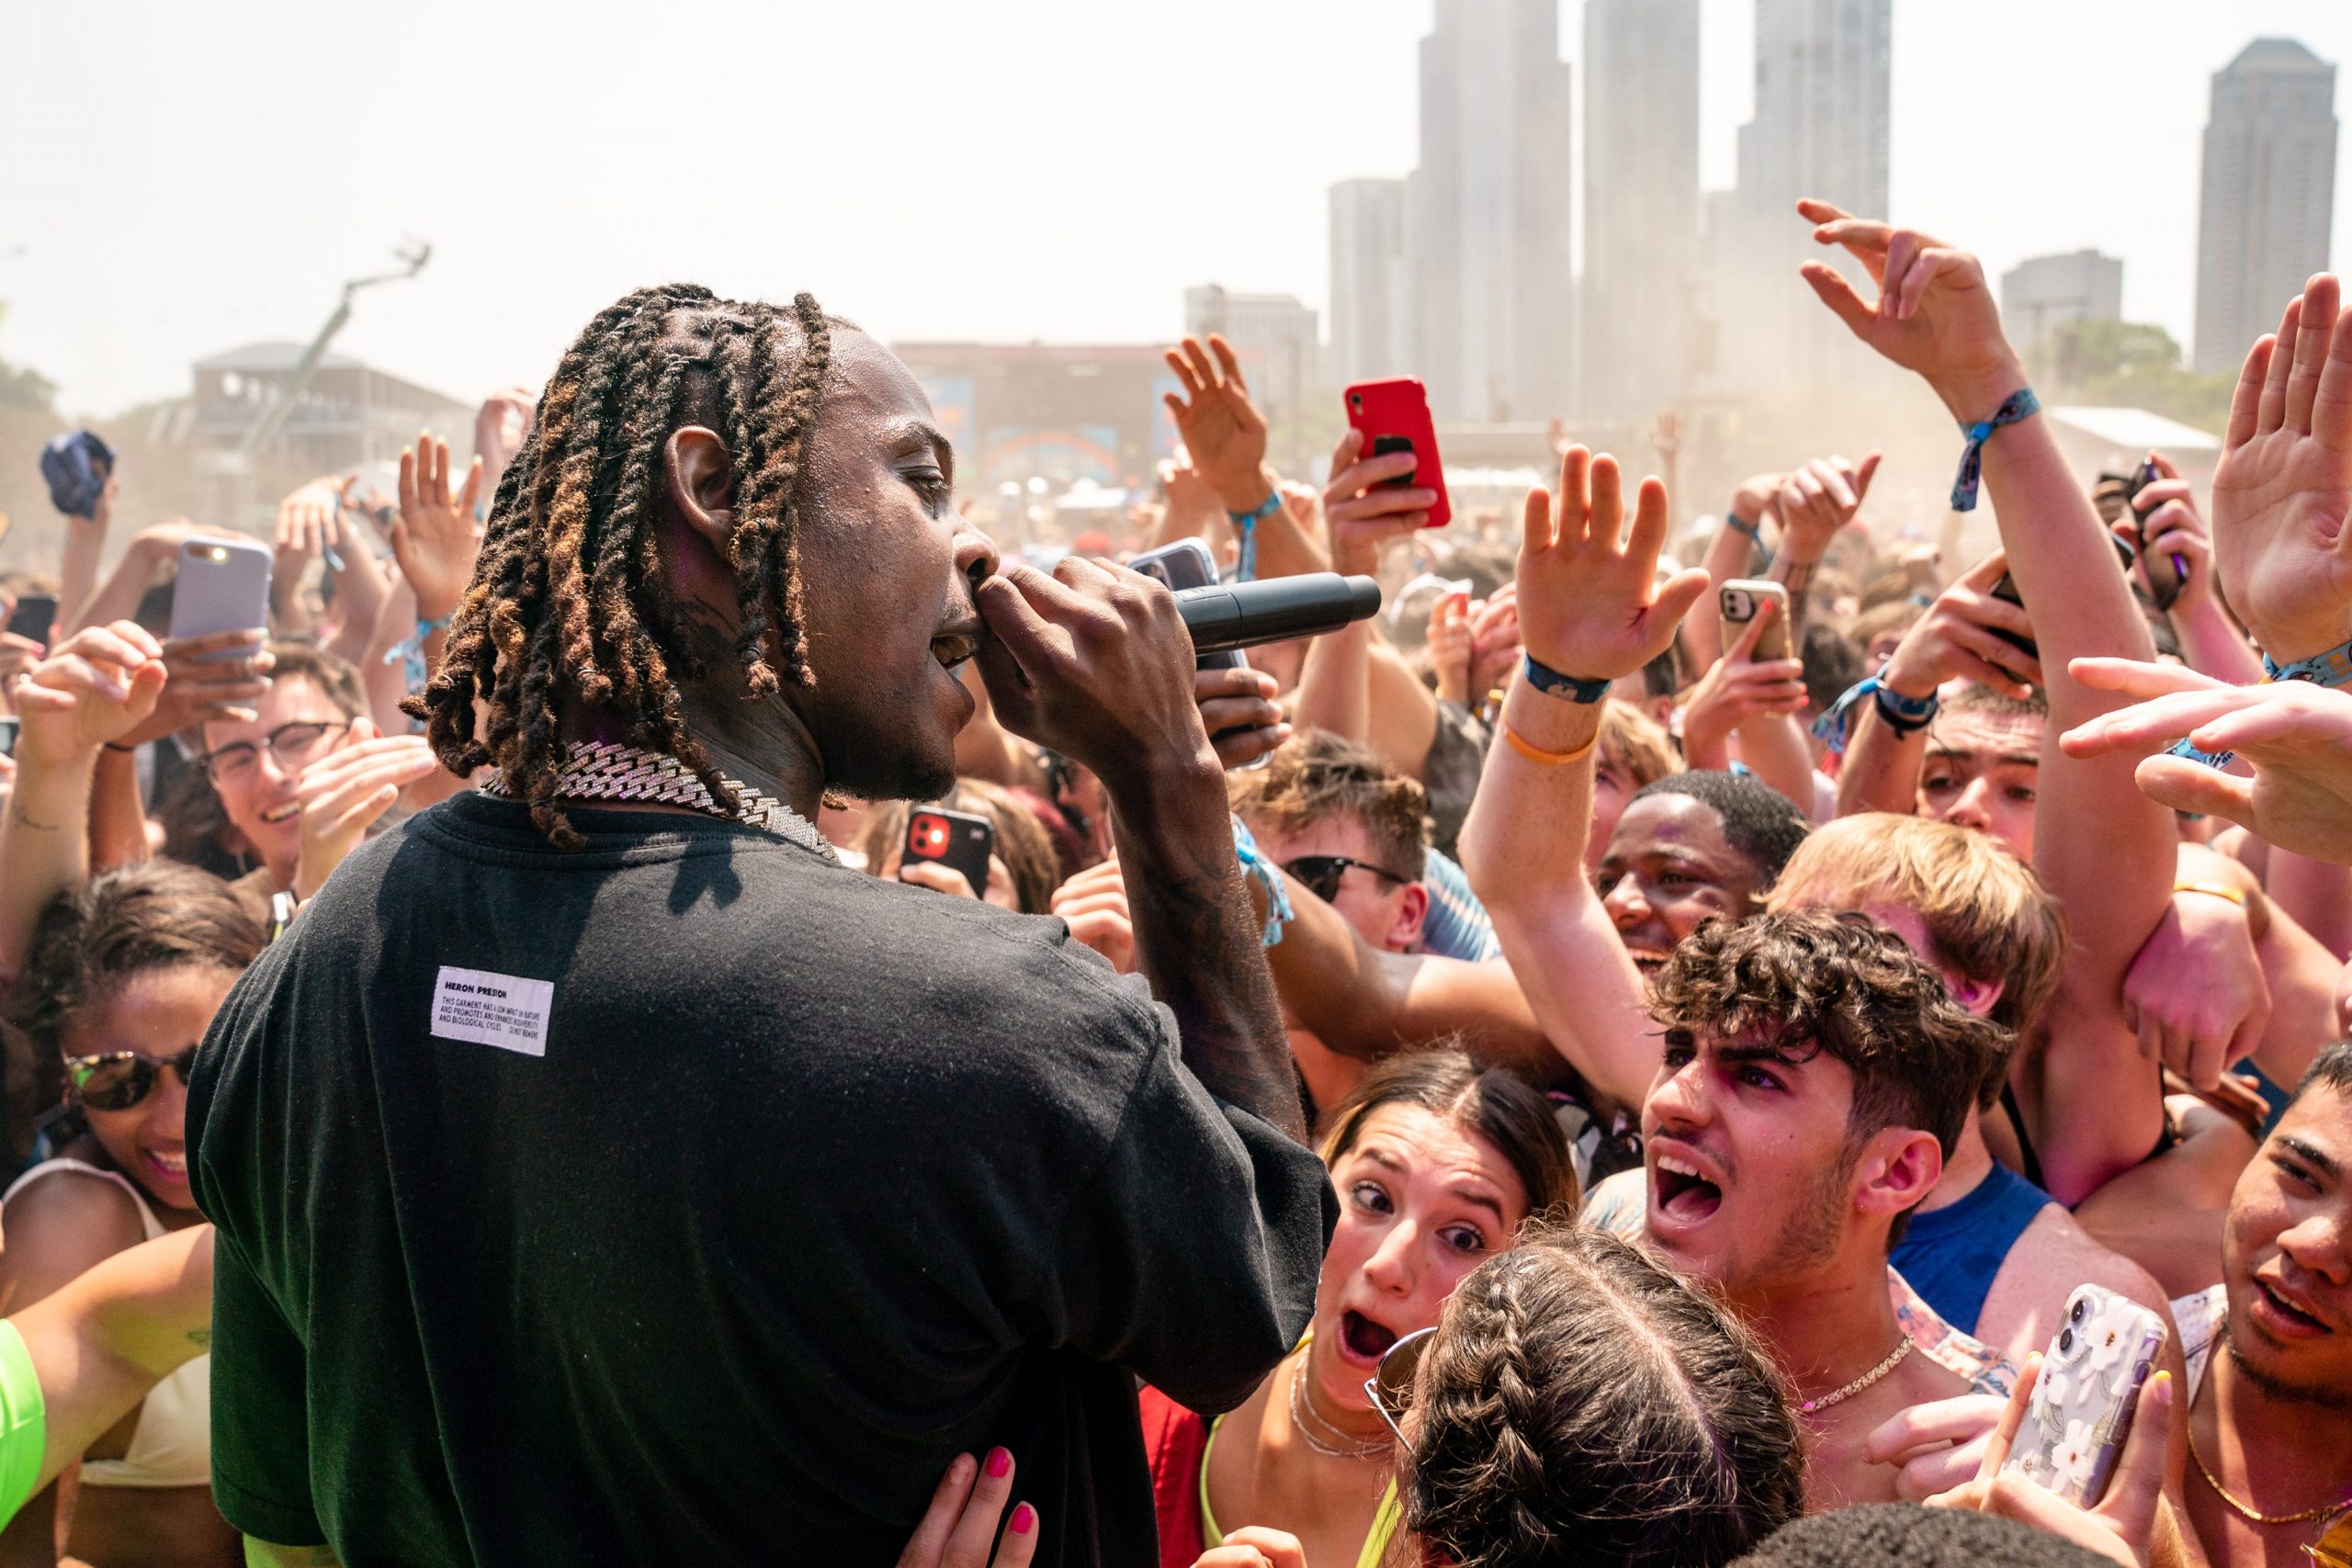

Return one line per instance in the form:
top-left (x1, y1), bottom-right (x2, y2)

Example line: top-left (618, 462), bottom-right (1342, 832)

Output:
top-left (2173, 881), bottom-right (2248, 908)
top-left (1502, 721), bottom-right (1599, 767)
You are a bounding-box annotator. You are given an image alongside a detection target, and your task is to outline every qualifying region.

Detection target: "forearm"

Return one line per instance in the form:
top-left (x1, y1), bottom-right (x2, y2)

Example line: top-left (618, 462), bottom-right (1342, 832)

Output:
top-left (1770, 546), bottom-right (1823, 649)
top-left (86, 746), bottom-right (151, 872)
top-left (1682, 518), bottom-right (1759, 671)
top-left (1292, 623), bottom-right (1373, 744)
top-left (1733, 712), bottom-right (1821, 820)
top-left (2169, 598), bottom-right (2265, 686)
top-left (1834, 703), bottom-right (1928, 818)
top-left (1363, 638), bottom-right (1440, 782)
top-left (1107, 767), bottom-right (1304, 1140)
top-left (57, 523), bottom-right (106, 634)
top-left (0, 760), bottom-right (95, 976)
top-left (322, 549), bottom-right (390, 668)
top-left (69, 549), bottom-right (157, 637)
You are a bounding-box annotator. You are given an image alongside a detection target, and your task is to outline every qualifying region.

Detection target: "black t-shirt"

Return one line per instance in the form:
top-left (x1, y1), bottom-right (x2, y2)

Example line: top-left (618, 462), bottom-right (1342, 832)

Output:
top-left (188, 791), bottom-right (1331, 1566)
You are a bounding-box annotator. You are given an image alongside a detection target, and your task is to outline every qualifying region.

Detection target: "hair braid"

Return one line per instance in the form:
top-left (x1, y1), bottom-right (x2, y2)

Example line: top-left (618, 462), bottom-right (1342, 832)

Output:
top-left (407, 283), bottom-right (842, 844)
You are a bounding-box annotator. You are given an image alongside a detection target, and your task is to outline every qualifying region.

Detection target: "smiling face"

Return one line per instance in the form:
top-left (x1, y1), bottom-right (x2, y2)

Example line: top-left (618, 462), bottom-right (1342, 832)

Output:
top-left (1309, 1104), bottom-right (1530, 1414)
top-left (60, 964), bottom-right (240, 1213)
top-left (2220, 1083), bottom-right (2352, 1403)
top-left (781, 329), bottom-right (1000, 803)
top-left (1917, 708), bottom-right (2041, 862)
top-left (201, 674), bottom-right (369, 881)
top-left (1641, 1025), bottom-right (1870, 1301)
top-left (1597, 795), bottom-right (1767, 975)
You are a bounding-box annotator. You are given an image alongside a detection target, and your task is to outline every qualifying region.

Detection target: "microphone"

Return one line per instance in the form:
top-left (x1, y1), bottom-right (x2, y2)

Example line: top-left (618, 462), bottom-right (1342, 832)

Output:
top-left (1174, 573), bottom-right (1383, 654)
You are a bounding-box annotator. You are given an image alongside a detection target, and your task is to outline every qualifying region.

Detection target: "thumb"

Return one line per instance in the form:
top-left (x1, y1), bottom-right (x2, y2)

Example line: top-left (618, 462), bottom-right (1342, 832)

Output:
top-left (1801, 261), bottom-right (1878, 338)
top-left (1728, 596), bottom-right (1778, 662)
top-left (1643, 568), bottom-right (1713, 654)
top-left (2094, 1371), bottom-right (2173, 1551)
top-left (1961, 547), bottom-right (2010, 590)
top-left (1855, 451), bottom-right (1883, 501)
top-left (2134, 755), bottom-right (2256, 826)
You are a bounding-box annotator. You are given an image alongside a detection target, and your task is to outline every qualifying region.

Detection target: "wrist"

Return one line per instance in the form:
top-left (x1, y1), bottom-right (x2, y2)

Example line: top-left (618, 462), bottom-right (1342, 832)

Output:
top-left (1928, 357), bottom-right (2030, 423)
top-left (1879, 658), bottom-right (1939, 702)
top-left (1210, 465), bottom-right (1278, 518)
top-left (1499, 678), bottom-right (1603, 758)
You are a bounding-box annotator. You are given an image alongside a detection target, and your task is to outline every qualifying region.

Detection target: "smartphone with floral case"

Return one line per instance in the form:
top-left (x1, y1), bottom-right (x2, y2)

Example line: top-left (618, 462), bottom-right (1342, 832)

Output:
top-left (1998, 1283), bottom-right (2167, 1506)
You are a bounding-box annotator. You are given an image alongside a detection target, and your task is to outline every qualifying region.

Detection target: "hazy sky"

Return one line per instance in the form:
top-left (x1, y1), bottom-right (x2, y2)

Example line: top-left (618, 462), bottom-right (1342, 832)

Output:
top-left (5, 0), bottom-right (2350, 417)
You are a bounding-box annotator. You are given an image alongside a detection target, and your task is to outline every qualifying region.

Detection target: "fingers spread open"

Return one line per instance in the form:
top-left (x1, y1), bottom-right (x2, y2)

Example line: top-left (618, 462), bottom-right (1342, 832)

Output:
top-left (2228, 335), bottom-right (2277, 449)
top-left (2317, 301), bottom-right (2352, 453)
top-left (2260, 296), bottom-right (2303, 434)
top-left (2286, 276), bottom-right (2341, 434)
top-left (1800, 262), bottom-right (1877, 337)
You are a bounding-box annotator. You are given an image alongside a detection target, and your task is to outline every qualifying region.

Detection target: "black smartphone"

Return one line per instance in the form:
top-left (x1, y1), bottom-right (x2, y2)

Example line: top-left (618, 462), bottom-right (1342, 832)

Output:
top-left (2129, 457), bottom-right (2187, 613)
top-left (5, 593), bottom-right (56, 647)
top-left (905, 807), bottom-right (996, 899)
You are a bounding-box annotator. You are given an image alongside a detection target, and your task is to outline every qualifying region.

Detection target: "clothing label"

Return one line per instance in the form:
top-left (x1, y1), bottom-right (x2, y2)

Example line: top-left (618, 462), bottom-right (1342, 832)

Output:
top-left (429, 966), bottom-right (554, 1057)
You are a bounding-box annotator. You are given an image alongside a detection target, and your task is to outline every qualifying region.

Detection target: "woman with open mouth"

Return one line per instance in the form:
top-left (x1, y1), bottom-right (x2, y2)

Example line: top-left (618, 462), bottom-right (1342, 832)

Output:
top-left (1139, 1048), bottom-right (1577, 1568)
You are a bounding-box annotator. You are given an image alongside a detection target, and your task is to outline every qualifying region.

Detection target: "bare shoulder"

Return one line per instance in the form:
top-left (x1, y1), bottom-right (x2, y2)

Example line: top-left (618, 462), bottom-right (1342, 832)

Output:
top-left (1980, 1202), bottom-right (2179, 1363)
top-left (0, 1166), bottom-right (148, 1310)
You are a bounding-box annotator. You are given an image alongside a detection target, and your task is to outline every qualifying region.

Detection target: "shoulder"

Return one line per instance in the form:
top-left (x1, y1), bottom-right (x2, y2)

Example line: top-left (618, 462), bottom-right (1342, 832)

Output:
top-left (0, 1164), bottom-right (147, 1306)
top-left (2015, 1204), bottom-right (2172, 1318)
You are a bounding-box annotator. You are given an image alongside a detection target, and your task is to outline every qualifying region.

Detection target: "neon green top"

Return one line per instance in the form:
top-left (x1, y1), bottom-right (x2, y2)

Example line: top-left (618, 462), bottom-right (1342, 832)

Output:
top-left (1198, 1409), bottom-right (1401, 1568)
top-left (0, 1321), bottom-right (47, 1528)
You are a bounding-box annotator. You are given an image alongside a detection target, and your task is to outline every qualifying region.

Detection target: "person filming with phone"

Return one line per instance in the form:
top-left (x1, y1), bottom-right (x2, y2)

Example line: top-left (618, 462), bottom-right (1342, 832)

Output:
top-left (184, 287), bottom-right (1330, 1568)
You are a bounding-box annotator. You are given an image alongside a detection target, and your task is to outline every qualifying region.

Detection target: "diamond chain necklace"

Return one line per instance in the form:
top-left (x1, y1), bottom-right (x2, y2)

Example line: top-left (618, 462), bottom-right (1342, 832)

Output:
top-left (480, 741), bottom-right (832, 859)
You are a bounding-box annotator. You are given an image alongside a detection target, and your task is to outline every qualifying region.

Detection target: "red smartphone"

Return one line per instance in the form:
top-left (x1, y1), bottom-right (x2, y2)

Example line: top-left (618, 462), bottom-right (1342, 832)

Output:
top-left (905, 807), bottom-right (996, 899)
top-left (1344, 378), bottom-right (1450, 529)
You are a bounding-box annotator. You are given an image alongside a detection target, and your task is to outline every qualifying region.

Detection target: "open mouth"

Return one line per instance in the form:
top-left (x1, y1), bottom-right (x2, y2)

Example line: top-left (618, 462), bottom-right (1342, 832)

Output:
top-left (1628, 950), bottom-right (1669, 976)
top-left (1653, 1152), bottom-right (1724, 1224)
top-left (930, 626), bottom-right (983, 671)
top-left (143, 1148), bottom-right (187, 1181)
top-left (2256, 1278), bottom-right (2331, 1336)
top-left (1339, 1309), bottom-right (1400, 1366)
top-left (260, 802), bottom-right (299, 825)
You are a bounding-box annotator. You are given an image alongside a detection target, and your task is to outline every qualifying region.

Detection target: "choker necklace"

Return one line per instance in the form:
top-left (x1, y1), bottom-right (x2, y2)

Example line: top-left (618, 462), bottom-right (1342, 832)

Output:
top-left (481, 741), bottom-right (831, 859)
top-left (2188, 1318), bottom-right (2352, 1529)
top-left (1287, 1359), bottom-right (1388, 1461)
top-left (1800, 1337), bottom-right (1914, 1415)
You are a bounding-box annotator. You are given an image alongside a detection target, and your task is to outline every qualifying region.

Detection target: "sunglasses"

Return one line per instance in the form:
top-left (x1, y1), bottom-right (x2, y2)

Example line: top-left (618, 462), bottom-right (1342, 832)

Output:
top-left (66, 1046), bottom-right (198, 1113)
top-left (1364, 1326), bottom-right (1438, 1447)
top-left (1281, 854), bottom-right (1408, 905)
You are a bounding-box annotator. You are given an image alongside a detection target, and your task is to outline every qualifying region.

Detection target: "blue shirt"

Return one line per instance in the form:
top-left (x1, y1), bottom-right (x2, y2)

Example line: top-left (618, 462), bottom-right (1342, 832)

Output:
top-left (1889, 1159), bottom-right (2052, 1337)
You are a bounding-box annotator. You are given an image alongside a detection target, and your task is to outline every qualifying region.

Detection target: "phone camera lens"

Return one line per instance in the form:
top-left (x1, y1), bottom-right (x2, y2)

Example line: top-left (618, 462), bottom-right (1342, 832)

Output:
top-left (1350, 396), bottom-right (1361, 407)
top-left (2058, 1327), bottom-right (2074, 1355)
top-left (2070, 1298), bottom-right (2087, 1325)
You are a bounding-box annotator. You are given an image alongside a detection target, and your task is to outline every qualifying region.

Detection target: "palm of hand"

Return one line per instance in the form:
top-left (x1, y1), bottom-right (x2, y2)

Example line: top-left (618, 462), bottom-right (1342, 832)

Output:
top-left (2211, 430), bottom-right (2352, 656)
top-left (1519, 549), bottom-right (1666, 681)
top-left (1177, 393), bottom-right (1265, 484)
top-left (397, 497), bottom-right (481, 616)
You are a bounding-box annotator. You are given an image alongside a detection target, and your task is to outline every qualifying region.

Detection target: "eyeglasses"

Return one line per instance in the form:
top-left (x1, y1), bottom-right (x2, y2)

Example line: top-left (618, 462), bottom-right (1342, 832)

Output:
top-left (1363, 1325), bottom-right (1438, 1447)
top-left (65, 1046), bottom-right (198, 1113)
top-left (200, 719), bottom-right (349, 784)
top-left (1281, 854), bottom-right (1408, 905)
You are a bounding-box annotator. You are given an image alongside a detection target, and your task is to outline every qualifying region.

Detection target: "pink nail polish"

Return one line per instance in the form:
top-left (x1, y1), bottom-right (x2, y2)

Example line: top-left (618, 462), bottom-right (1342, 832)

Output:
top-left (1010, 1504), bottom-right (1035, 1536)
top-left (984, 1447), bottom-right (1011, 1479)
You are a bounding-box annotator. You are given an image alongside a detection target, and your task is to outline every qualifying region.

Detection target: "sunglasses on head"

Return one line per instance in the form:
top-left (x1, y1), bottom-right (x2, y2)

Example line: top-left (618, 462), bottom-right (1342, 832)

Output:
top-left (66, 1046), bottom-right (198, 1113)
top-left (1281, 854), bottom-right (1406, 905)
top-left (1364, 1325), bottom-right (1438, 1447)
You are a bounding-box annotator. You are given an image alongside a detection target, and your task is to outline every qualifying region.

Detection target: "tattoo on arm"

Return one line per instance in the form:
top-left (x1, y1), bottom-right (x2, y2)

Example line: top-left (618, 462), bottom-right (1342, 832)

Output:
top-left (1778, 556), bottom-right (1820, 647)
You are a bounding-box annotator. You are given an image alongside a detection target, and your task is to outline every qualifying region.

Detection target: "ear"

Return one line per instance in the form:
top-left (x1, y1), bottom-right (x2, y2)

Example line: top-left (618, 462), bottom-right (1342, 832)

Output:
top-left (1389, 881), bottom-right (1430, 953)
top-left (662, 426), bottom-right (736, 558)
top-left (1944, 971), bottom-right (2006, 1020)
top-left (1852, 1128), bottom-right (1944, 1224)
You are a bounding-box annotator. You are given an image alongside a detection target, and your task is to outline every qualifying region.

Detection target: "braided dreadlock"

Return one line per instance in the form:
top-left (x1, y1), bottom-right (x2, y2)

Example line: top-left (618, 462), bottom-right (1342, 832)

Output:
top-left (407, 286), bottom-right (843, 847)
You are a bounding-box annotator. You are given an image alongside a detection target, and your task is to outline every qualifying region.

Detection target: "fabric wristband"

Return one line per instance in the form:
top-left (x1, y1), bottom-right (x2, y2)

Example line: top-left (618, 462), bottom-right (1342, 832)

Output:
top-left (1521, 653), bottom-right (1611, 705)
top-left (2167, 636), bottom-right (2352, 769)
top-left (1229, 814), bottom-right (1294, 947)
top-left (1227, 491), bottom-right (1282, 583)
top-left (0, 1321), bottom-right (45, 1529)
top-left (1950, 388), bottom-right (2041, 512)
top-left (384, 613), bottom-right (454, 694)
top-left (1871, 681), bottom-right (1939, 738)
top-left (1724, 513), bottom-right (1761, 542)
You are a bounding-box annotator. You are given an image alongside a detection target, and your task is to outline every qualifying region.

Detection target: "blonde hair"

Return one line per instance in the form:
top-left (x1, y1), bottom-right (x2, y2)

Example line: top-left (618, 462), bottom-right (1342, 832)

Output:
top-left (1767, 813), bottom-right (2064, 1085)
top-left (1597, 700), bottom-right (1679, 787)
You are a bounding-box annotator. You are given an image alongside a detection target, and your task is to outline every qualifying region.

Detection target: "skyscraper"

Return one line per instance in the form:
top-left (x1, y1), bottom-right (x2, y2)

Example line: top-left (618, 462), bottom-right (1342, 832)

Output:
top-left (1328, 178), bottom-right (1410, 388)
top-left (1581, 0), bottom-right (1701, 419)
top-left (1405, 0), bottom-right (1575, 422)
top-left (2001, 251), bottom-right (2125, 357)
top-left (1704, 0), bottom-right (1892, 392)
top-left (2192, 39), bottom-right (2339, 375)
top-left (1183, 285), bottom-right (1320, 425)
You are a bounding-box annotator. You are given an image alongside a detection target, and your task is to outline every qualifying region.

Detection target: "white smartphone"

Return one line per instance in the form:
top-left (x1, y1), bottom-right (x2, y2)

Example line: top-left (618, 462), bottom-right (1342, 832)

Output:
top-left (1129, 539), bottom-right (1249, 674)
top-left (168, 536), bottom-right (273, 656)
top-left (1718, 579), bottom-right (1792, 662)
top-left (1998, 1283), bottom-right (2168, 1506)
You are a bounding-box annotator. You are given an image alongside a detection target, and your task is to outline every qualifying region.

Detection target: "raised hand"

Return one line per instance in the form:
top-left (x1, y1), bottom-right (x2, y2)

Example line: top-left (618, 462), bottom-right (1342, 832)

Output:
top-left (116, 629), bottom-right (276, 746)
top-left (1797, 200), bottom-right (2026, 418)
top-left (1515, 446), bottom-right (1710, 687)
top-left (2063, 658), bottom-right (2352, 864)
top-left (0, 634), bottom-right (46, 714)
top-left (394, 434), bottom-right (486, 622)
top-left (290, 735), bottom-right (442, 900)
top-left (1322, 427), bottom-right (1437, 575)
top-left (2209, 272), bottom-right (2352, 661)
top-left (1680, 601), bottom-right (1809, 770)
top-left (1773, 453), bottom-right (1883, 560)
top-left (472, 388), bottom-right (537, 501)
top-left (1468, 582), bottom-right (1523, 701)
top-left (1049, 854), bottom-right (1136, 974)
top-left (1427, 590), bottom-right (1474, 705)
top-left (276, 476), bottom-right (350, 566)
top-left (14, 623), bottom-right (167, 767)
top-left (1883, 550), bottom-right (2042, 701)
top-left (1163, 336), bottom-right (1272, 513)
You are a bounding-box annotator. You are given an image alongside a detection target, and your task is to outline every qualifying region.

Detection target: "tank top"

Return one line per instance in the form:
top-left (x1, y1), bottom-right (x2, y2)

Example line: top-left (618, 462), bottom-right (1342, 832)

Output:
top-left (1888, 1158), bottom-right (2052, 1337)
top-left (0, 1160), bottom-right (211, 1488)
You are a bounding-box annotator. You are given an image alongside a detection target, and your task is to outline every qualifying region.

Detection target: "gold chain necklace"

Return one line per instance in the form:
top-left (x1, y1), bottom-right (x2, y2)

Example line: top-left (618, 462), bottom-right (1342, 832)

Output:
top-left (1800, 1337), bottom-right (1914, 1415)
top-left (2188, 1316), bottom-right (2352, 1529)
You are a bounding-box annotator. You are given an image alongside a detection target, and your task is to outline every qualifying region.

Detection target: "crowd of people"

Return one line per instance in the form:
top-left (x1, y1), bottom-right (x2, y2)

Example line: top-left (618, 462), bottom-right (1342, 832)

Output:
top-left (0, 199), bottom-right (2342, 1568)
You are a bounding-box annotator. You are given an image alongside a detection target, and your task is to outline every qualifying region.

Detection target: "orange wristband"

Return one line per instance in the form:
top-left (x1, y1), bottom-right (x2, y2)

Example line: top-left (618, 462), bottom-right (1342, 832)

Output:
top-left (1502, 722), bottom-right (1599, 767)
top-left (2173, 881), bottom-right (2247, 908)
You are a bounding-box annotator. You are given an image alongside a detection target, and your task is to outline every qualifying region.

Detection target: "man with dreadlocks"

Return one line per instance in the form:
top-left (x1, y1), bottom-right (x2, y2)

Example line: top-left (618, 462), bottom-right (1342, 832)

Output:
top-left (185, 287), bottom-right (1330, 1566)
